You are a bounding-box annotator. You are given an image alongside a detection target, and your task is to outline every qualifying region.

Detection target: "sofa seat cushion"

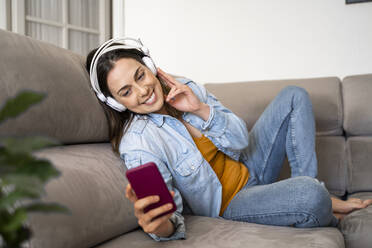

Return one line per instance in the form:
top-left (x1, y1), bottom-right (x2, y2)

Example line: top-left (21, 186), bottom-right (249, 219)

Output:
top-left (96, 215), bottom-right (344, 248)
top-left (338, 192), bottom-right (372, 248)
top-left (28, 143), bottom-right (137, 248)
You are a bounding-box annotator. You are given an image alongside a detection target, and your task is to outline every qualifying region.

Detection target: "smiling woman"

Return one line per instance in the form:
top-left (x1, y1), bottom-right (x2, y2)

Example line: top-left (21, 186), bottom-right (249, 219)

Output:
top-left (85, 37), bottom-right (372, 242)
top-left (85, 41), bottom-right (182, 155)
top-left (106, 58), bottom-right (167, 114)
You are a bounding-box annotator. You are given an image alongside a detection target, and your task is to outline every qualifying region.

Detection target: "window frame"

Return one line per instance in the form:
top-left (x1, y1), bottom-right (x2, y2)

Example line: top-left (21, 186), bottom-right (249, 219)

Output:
top-left (0, 0), bottom-right (12, 30)
top-left (10, 0), bottom-right (112, 49)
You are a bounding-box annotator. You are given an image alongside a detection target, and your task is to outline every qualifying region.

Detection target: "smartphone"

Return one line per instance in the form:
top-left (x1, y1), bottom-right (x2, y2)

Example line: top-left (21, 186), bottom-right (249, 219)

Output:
top-left (125, 162), bottom-right (177, 217)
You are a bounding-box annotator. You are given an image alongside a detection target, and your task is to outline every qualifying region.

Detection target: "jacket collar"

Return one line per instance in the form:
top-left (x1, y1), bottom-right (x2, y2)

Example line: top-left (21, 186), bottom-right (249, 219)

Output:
top-left (147, 113), bottom-right (166, 127)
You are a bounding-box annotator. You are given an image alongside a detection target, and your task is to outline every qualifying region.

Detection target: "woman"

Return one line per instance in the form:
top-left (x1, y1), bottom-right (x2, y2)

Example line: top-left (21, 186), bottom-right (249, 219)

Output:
top-left (85, 38), bottom-right (372, 241)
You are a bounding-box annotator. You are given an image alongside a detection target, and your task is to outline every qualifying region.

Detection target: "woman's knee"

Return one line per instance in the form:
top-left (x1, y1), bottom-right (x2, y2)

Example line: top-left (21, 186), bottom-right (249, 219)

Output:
top-left (279, 86), bottom-right (311, 102)
top-left (293, 176), bottom-right (333, 226)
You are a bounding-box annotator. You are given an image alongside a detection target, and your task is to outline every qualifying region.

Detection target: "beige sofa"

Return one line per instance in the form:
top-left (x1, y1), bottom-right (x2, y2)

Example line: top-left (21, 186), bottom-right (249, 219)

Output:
top-left (1, 29), bottom-right (371, 248)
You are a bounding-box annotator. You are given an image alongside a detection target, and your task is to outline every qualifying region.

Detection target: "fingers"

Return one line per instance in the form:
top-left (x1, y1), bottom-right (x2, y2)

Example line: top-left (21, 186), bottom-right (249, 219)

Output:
top-left (134, 195), bottom-right (160, 216)
top-left (166, 86), bottom-right (177, 101)
top-left (346, 198), bottom-right (372, 205)
top-left (159, 74), bottom-right (175, 88)
top-left (143, 212), bottom-right (173, 234)
top-left (348, 198), bottom-right (372, 210)
top-left (362, 199), bottom-right (372, 207)
top-left (157, 67), bottom-right (194, 104)
top-left (136, 200), bottom-right (174, 234)
top-left (141, 202), bottom-right (173, 225)
top-left (166, 88), bottom-right (184, 102)
top-left (125, 184), bottom-right (137, 203)
top-left (351, 203), bottom-right (365, 210)
top-left (128, 185), bottom-right (177, 234)
top-left (157, 68), bottom-right (179, 87)
top-left (347, 198), bottom-right (363, 204)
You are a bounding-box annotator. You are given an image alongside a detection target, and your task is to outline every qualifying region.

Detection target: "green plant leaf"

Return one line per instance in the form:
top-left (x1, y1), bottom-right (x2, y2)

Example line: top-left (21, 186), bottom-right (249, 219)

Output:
top-left (0, 176), bottom-right (46, 210)
top-left (0, 136), bottom-right (60, 154)
top-left (0, 153), bottom-right (60, 183)
top-left (0, 89), bottom-right (70, 247)
top-left (1, 208), bottom-right (27, 232)
top-left (24, 202), bottom-right (70, 214)
top-left (0, 214), bottom-right (31, 248)
top-left (0, 175), bottom-right (44, 195)
top-left (0, 190), bottom-right (39, 210)
top-left (0, 209), bottom-right (11, 227)
top-left (0, 90), bottom-right (46, 124)
top-left (0, 147), bottom-right (17, 176)
top-left (0, 163), bottom-right (18, 177)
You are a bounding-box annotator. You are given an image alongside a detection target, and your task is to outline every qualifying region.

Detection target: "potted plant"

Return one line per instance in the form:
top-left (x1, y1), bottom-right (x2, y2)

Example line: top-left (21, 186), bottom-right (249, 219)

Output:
top-left (0, 90), bottom-right (69, 248)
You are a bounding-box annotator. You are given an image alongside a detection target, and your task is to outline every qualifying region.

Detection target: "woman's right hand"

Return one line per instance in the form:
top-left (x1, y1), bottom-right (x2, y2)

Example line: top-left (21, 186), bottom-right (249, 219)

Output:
top-left (125, 183), bottom-right (176, 237)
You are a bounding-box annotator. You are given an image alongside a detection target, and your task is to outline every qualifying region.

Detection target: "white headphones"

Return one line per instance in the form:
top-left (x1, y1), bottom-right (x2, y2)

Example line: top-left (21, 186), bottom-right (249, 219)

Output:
top-left (89, 37), bottom-right (157, 112)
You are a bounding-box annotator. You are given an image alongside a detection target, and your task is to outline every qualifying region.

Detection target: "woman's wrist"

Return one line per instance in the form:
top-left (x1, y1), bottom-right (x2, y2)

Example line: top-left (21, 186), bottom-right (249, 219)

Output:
top-left (192, 103), bottom-right (210, 121)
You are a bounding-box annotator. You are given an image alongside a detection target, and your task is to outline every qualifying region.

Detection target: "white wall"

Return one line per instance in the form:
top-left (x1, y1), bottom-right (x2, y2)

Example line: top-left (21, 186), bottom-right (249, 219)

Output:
top-left (124, 0), bottom-right (372, 83)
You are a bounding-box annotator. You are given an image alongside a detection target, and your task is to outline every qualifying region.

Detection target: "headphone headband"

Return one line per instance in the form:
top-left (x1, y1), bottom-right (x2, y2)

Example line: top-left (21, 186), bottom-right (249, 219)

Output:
top-left (89, 37), bottom-right (156, 112)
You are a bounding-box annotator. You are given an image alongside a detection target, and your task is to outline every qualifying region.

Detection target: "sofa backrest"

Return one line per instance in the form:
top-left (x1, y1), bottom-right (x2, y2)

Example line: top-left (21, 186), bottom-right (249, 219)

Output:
top-left (0, 29), bottom-right (137, 248)
top-left (204, 78), bottom-right (344, 136)
top-left (2, 29), bottom-right (372, 247)
top-left (0, 29), bottom-right (109, 144)
top-left (205, 78), bottom-right (348, 197)
top-left (342, 74), bottom-right (372, 193)
top-left (28, 144), bottom-right (137, 248)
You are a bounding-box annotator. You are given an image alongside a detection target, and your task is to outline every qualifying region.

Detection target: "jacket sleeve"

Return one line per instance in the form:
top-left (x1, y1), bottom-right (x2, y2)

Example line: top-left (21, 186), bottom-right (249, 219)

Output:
top-left (121, 149), bottom-right (186, 242)
top-left (179, 78), bottom-right (249, 161)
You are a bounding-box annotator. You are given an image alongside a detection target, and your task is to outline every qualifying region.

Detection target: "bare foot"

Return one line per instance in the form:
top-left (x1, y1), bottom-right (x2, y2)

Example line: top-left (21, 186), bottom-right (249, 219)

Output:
top-left (331, 197), bottom-right (372, 214)
top-left (333, 212), bottom-right (347, 221)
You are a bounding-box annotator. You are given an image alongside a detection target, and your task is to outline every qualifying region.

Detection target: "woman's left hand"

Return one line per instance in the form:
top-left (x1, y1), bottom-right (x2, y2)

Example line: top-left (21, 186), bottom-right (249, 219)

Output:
top-left (157, 68), bottom-right (204, 113)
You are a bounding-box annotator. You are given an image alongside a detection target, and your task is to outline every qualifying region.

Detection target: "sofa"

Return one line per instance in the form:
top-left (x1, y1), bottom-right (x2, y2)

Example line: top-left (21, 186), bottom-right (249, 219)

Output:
top-left (1, 29), bottom-right (371, 248)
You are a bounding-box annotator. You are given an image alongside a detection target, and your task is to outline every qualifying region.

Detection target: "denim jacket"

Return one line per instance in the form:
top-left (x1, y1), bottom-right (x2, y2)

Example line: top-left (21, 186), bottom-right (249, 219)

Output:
top-left (119, 77), bottom-right (249, 241)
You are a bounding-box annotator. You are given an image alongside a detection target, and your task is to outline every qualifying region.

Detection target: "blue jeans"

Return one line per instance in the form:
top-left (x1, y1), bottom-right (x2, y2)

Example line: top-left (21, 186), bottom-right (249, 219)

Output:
top-left (222, 86), bottom-right (339, 228)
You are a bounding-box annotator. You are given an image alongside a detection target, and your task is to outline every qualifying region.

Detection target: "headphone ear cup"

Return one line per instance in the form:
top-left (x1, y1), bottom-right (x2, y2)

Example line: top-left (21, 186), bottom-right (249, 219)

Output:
top-left (142, 56), bottom-right (157, 75)
top-left (106, 96), bottom-right (127, 112)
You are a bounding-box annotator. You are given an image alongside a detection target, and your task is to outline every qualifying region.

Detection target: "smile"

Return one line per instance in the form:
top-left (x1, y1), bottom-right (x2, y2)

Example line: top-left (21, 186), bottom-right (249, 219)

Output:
top-left (144, 92), bottom-right (156, 105)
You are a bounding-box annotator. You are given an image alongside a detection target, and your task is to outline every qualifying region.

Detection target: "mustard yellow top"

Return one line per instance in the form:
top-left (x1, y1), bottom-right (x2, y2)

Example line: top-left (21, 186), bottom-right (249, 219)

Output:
top-left (192, 134), bottom-right (250, 216)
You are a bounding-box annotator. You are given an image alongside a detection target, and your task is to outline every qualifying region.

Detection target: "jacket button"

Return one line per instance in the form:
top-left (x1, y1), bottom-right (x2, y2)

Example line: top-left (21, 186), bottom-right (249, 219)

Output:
top-left (191, 165), bottom-right (195, 170)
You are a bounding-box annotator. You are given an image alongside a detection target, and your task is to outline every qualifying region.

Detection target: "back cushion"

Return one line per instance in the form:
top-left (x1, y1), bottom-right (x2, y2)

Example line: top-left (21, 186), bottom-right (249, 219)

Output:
top-left (346, 137), bottom-right (372, 193)
top-left (0, 29), bottom-right (108, 143)
top-left (342, 74), bottom-right (372, 193)
top-left (205, 79), bottom-right (347, 196)
top-left (29, 144), bottom-right (137, 248)
top-left (279, 136), bottom-right (347, 196)
top-left (342, 74), bottom-right (372, 136)
top-left (205, 77), bottom-right (343, 136)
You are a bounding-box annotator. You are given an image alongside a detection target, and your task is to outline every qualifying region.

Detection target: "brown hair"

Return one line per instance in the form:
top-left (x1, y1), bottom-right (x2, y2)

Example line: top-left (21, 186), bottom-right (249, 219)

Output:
top-left (85, 47), bottom-right (183, 155)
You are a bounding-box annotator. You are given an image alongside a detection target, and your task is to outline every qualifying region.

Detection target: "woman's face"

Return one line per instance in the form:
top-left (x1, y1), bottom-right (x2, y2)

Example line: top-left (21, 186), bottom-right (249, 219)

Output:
top-left (106, 58), bottom-right (166, 114)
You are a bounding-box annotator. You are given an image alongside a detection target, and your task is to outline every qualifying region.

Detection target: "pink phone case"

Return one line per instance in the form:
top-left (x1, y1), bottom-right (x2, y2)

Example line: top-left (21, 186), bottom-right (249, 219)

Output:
top-left (125, 162), bottom-right (177, 217)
